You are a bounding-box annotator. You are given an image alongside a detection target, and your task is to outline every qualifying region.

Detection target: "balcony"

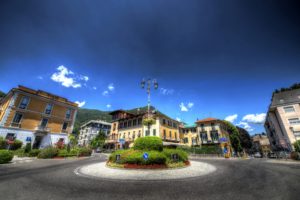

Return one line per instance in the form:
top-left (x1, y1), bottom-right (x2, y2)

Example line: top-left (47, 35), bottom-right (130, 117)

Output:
top-left (10, 122), bottom-right (21, 128)
top-left (35, 126), bottom-right (51, 133)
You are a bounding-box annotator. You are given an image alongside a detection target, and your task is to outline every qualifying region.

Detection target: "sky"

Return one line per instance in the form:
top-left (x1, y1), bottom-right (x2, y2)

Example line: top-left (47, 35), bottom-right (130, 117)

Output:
top-left (0, 0), bottom-right (300, 134)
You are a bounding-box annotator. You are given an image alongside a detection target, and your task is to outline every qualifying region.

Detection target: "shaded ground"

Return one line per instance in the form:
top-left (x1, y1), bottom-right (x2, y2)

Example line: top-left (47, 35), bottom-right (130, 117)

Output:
top-left (0, 154), bottom-right (299, 200)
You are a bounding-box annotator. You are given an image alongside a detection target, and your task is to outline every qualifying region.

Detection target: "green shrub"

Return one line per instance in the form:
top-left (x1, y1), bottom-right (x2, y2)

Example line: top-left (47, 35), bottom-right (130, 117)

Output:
top-left (109, 149), bottom-right (132, 162)
top-left (37, 147), bottom-right (58, 159)
top-left (13, 148), bottom-right (27, 157)
top-left (0, 150), bottom-right (14, 164)
top-left (133, 136), bottom-right (163, 151)
top-left (77, 147), bottom-right (92, 156)
top-left (163, 149), bottom-right (188, 162)
top-left (10, 139), bottom-right (23, 150)
top-left (294, 141), bottom-right (300, 152)
top-left (178, 145), bottom-right (222, 154)
top-left (28, 149), bottom-right (40, 157)
top-left (145, 151), bottom-right (167, 165)
top-left (0, 137), bottom-right (6, 149)
top-left (123, 150), bottom-right (144, 164)
top-left (24, 143), bottom-right (32, 153)
top-left (58, 149), bottom-right (69, 157)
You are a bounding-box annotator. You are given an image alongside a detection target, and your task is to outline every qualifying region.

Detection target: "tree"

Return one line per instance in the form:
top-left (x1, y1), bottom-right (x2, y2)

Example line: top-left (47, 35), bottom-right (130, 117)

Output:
top-left (0, 91), bottom-right (6, 98)
top-left (223, 121), bottom-right (243, 153)
top-left (90, 130), bottom-right (106, 149)
top-left (68, 134), bottom-right (78, 147)
top-left (236, 126), bottom-right (252, 153)
top-left (294, 140), bottom-right (300, 152)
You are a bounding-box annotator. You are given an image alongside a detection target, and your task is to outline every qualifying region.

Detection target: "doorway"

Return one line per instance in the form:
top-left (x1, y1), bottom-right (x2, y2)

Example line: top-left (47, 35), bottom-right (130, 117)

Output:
top-left (32, 136), bottom-right (43, 149)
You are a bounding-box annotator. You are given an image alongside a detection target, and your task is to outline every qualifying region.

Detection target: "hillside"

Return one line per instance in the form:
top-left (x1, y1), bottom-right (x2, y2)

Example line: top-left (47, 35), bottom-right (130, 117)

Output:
top-left (73, 108), bottom-right (112, 134)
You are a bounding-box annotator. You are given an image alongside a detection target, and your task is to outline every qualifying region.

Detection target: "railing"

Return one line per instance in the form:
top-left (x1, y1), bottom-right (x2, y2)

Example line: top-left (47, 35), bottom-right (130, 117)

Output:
top-left (35, 126), bottom-right (51, 132)
top-left (10, 122), bottom-right (21, 128)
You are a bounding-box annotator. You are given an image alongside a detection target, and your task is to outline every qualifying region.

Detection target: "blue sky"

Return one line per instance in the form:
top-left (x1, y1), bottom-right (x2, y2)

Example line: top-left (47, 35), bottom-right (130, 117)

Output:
top-left (0, 0), bottom-right (300, 134)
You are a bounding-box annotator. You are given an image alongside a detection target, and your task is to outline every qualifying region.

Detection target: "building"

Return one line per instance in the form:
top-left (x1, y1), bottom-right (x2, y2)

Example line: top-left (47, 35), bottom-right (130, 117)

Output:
top-left (194, 118), bottom-right (232, 155)
top-left (105, 106), bottom-right (181, 149)
top-left (264, 88), bottom-right (300, 152)
top-left (0, 85), bottom-right (78, 148)
top-left (181, 124), bottom-right (198, 146)
top-left (78, 120), bottom-right (111, 146)
top-left (251, 133), bottom-right (271, 156)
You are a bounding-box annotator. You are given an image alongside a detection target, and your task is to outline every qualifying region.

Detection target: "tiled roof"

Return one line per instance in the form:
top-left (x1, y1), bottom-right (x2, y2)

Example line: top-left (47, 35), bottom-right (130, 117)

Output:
top-left (196, 117), bottom-right (218, 123)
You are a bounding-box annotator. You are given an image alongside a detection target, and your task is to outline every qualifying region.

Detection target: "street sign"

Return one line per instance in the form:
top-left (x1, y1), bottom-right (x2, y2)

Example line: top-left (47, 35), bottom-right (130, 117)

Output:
top-left (223, 147), bottom-right (228, 154)
top-left (26, 137), bottom-right (31, 142)
top-left (143, 152), bottom-right (149, 160)
top-left (119, 139), bottom-right (125, 144)
top-left (219, 137), bottom-right (227, 143)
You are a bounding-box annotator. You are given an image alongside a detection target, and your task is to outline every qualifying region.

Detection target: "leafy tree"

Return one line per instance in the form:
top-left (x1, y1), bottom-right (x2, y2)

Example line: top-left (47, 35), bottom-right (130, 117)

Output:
top-left (236, 126), bottom-right (252, 152)
top-left (294, 140), bottom-right (300, 152)
top-left (0, 91), bottom-right (6, 98)
top-left (223, 121), bottom-right (243, 153)
top-left (68, 134), bottom-right (77, 147)
top-left (90, 130), bottom-right (106, 149)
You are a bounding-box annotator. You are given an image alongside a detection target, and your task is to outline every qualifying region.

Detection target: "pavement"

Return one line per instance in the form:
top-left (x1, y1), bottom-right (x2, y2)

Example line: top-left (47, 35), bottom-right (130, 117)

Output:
top-left (0, 154), bottom-right (299, 200)
top-left (76, 161), bottom-right (216, 180)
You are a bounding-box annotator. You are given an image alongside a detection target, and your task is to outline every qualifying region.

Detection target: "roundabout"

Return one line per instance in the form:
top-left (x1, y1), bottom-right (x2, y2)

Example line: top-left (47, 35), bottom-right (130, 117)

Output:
top-left (74, 160), bottom-right (216, 181)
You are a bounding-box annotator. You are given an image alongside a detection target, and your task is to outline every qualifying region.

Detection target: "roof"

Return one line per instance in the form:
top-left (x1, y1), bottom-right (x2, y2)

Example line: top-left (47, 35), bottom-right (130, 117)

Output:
top-left (196, 117), bottom-right (219, 123)
top-left (183, 124), bottom-right (197, 128)
top-left (80, 120), bottom-right (112, 128)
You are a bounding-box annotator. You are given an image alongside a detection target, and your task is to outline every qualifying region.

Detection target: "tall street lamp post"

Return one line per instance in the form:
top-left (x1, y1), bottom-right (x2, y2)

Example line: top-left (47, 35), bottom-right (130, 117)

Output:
top-left (140, 78), bottom-right (158, 135)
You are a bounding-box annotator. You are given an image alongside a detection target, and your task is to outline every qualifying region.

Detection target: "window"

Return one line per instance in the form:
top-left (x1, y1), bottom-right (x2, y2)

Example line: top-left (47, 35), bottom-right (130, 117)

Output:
top-left (40, 118), bottom-right (48, 128)
top-left (175, 132), bottom-right (177, 140)
top-left (289, 118), bottom-right (300, 125)
top-left (62, 122), bottom-right (68, 131)
top-left (6, 133), bottom-right (15, 141)
top-left (200, 133), bottom-right (208, 142)
top-left (128, 120), bottom-right (132, 127)
top-left (183, 138), bottom-right (188, 143)
top-left (138, 118), bottom-right (142, 125)
top-left (162, 119), bottom-right (166, 125)
top-left (211, 131), bottom-right (219, 141)
top-left (163, 130), bottom-right (166, 139)
top-left (153, 129), bottom-right (156, 136)
top-left (133, 119), bottom-right (137, 126)
top-left (283, 106), bottom-right (295, 113)
top-left (12, 113), bottom-right (23, 124)
top-left (45, 104), bottom-right (53, 115)
top-left (133, 131), bottom-right (136, 139)
top-left (138, 130), bottom-right (141, 137)
top-left (293, 131), bottom-right (300, 137)
top-left (66, 109), bottom-right (72, 119)
top-left (145, 130), bottom-right (150, 136)
top-left (19, 96), bottom-right (30, 109)
top-left (169, 131), bottom-right (172, 138)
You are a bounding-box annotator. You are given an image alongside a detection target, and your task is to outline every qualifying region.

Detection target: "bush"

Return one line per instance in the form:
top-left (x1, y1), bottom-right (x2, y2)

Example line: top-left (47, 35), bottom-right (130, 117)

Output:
top-left (28, 149), bottom-right (40, 157)
top-left (24, 143), bottom-right (32, 153)
top-left (13, 148), bottom-right (27, 157)
top-left (58, 149), bottom-right (69, 157)
top-left (37, 147), bottom-right (58, 159)
top-left (163, 149), bottom-right (188, 162)
top-left (0, 150), bottom-right (14, 164)
top-left (145, 151), bottom-right (167, 165)
top-left (133, 136), bottom-right (163, 151)
top-left (69, 147), bottom-right (92, 157)
top-left (290, 151), bottom-right (300, 160)
top-left (294, 141), bottom-right (300, 152)
top-left (0, 137), bottom-right (6, 149)
top-left (178, 145), bottom-right (222, 154)
top-left (9, 140), bottom-right (23, 150)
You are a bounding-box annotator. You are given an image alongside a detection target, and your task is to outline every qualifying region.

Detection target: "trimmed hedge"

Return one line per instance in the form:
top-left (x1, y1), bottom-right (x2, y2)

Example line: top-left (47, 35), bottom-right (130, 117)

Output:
top-left (0, 137), bottom-right (6, 149)
top-left (28, 149), bottom-right (40, 157)
top-left (10, 140), bottom-right (23, 150)
top-left (0, 150), bottom-right (14, 164)
top-left (163, 149), bottom-right (188, 162)
top-left (37, 147), bottom-right (58, 159)
top-left (178, 145), bottom-right (222, 154)
top-left (133, 136), bottom-right (163, 151)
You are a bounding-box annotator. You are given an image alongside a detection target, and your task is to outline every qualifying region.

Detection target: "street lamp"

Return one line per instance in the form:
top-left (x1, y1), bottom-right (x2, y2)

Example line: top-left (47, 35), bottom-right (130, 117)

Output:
top-left (140, 78), bottom-right (159, 136)
top-left (140, 78), bottom-right (158, 117)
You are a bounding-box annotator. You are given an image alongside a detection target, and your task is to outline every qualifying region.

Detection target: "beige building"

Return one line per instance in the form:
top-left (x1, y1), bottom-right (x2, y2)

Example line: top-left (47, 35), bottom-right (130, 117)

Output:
top-left (105, 107), bottom-right (181, 149)
top-left (252, 133), bottom-right (271, 156)
top-left (0, 86), bottom-right (78, 148)
top-left (265, 88), bottom-right (300, 151)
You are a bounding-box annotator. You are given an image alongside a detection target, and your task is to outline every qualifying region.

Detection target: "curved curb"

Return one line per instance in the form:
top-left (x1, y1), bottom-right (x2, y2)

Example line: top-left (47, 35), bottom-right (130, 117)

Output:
top-left (74, 161), bottom-right (216, 181)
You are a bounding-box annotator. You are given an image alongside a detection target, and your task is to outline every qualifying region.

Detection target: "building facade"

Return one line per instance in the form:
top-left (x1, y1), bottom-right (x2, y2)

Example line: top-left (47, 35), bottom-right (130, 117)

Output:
top-left (0, 86), bottom-right (78, 149)
top-left (105, 107), bottom-right (181, 149)
top-left (264, 88), bottom-right (300, 152)
top-left (78, 120), bottom-right (111, 146)
top-left (251, 133), bottom-right (271, 156)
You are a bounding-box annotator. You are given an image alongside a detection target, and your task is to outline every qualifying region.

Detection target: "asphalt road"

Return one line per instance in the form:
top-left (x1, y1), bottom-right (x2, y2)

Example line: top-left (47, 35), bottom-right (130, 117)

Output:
top-left (0, 155), bottom-right (299, 200)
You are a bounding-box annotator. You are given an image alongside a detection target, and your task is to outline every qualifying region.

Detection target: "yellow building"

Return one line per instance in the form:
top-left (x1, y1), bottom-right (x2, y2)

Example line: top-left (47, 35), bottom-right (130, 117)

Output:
top-left (0, 85), bottom-right (78, 148)
top-left (105, 107), bottom-right (181, 149)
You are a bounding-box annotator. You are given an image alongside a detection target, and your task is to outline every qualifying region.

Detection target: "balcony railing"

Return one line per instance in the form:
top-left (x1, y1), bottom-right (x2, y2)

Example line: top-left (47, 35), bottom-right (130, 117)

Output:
top-left (10, 122), bottom-right (21, 128)
top-left (35, 126), bottom-right (51, 132)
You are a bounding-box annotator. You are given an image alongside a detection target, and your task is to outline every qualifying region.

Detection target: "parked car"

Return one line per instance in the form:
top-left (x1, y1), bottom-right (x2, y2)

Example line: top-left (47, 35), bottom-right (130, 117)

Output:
top-left (267, 152), bottom-right (277, 159)
top-left (254, 152), bottom-right (262, 158)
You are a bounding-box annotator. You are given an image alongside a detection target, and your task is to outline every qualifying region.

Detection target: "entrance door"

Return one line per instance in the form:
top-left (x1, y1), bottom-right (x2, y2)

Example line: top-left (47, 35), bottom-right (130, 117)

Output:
top-left (32, 136), bottom-right (43, 149)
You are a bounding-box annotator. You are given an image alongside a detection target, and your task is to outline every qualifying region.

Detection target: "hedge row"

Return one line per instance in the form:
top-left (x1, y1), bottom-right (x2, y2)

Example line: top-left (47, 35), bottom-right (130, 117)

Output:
top-left (0, 150), bottom-right (14, 164)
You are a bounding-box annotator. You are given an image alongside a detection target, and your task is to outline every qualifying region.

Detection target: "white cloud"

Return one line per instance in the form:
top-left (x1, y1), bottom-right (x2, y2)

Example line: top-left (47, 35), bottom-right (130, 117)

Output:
top-left (187, 102), bottom-right (194, 108)
top-left (75, 101), bottom-right (86, 108)
top-left (37, 76), bottom-right (43, 80)
top-left (225, 114), bottom-right (238, 123)
top-left (176, 117), bottom-right (181, 122)
top-left (179, 102), bottom-right (194, 112)
top-left (51, 65), bottom-right (88, 88)
top-left (102, 90), bottom-right (109, 96)
top-left (160, 88), bottom-right (174, 95)
top-left (93, 86), bottom-right (97, 90)
top-left (179, 103), bottom-right (188, 112)
top-left (236, 121), bottom-right (254, 132)
top-left (242, 113), bottom-right (266, 124)
top-left (106, 104), bottom-right (111, 109)
top-left (108, 83), bottom-right (115, 91)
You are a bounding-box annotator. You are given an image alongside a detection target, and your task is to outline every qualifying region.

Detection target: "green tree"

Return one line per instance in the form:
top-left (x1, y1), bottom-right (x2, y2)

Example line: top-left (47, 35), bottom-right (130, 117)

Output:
top-left (68, 134), bottom-right (77, 147)
top-left (0, 91), bottom-right (6, 98)
top-left (236, 126), bottom-right (252, 153)
top-left (90, 130), bottom-right (106, 149)
top-left (294, 140), bottom-right (300, 152)
top-left (223, 121), bottom-right (243, 153)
